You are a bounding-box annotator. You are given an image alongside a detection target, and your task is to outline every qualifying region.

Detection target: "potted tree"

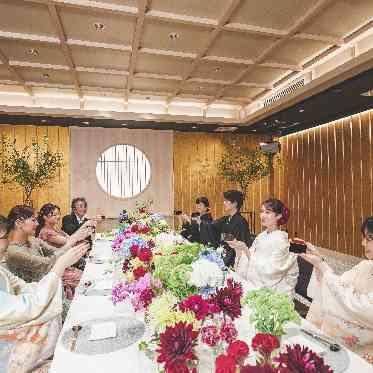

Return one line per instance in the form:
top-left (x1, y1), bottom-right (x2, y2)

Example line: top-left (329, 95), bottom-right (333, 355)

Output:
top-left (1, 134), bottom-right (64, 207)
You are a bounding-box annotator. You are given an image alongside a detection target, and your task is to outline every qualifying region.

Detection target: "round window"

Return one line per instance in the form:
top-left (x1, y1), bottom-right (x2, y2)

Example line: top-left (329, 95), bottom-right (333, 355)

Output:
top-left (96, 144), bottom-right (151, 198)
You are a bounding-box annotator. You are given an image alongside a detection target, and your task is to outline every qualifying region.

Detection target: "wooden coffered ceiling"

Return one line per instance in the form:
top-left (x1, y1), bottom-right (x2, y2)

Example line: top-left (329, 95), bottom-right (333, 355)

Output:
top-left (0, 0), bottom-right (372, 124)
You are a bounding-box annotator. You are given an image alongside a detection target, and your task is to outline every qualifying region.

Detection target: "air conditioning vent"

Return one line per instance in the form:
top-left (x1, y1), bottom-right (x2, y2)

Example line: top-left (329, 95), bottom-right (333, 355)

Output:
top-left (264, 78), bottom-right (305, 107)
top-left (214, 126), bottom-right (238, 132)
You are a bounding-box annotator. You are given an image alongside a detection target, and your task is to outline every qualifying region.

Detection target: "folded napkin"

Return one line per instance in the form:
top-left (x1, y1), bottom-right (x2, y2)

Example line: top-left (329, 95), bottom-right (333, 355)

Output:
top-left (89, 322), bottom-right (117, 341)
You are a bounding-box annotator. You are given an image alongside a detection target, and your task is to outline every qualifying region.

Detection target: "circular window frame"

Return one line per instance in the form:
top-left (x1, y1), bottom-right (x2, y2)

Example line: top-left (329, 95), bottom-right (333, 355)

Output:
top-left (95, 143), bottom-right (152, 200)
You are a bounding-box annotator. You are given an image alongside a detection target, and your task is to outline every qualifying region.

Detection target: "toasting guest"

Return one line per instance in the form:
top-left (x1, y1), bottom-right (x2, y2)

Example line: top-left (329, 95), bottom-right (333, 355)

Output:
top-left (227, 198), bottom-right (298, 296)
top-left (303, 217), bottom-right (373, 364)
top-left (212, 190), bottom-right (252, 267)
top-left (61, 197), bottom-right (89, 236)
top-left (178, 197), bottom-right (214, 245)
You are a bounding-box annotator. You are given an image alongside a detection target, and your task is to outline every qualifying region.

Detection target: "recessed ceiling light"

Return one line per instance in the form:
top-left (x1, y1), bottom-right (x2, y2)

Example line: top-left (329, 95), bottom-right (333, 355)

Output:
top-left (27, 48), bottom-right (39, 56)
top-left (192, 126), bottom-right (198, 129)
top-left (299, 108), bottom-right (305, 113)
top-left (168, 32), bottom-right (180, 40)
top-left (41, 119), bottom-right (47, 123)
top-left (82, 121), bottom-right (90, 125)
top-left (94, 22), bottom-right (105, 31)
top-left (121, 123), bottom-right (128, 126)
top-left (42, 73), bottom-right (50, 79)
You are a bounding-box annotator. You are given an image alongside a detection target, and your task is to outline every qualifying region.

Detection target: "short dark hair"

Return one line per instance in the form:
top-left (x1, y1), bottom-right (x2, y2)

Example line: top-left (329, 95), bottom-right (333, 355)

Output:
top-left (7, 205), bottom-right (35, 230)
top-left (0, 215), bottom-right (8, 234)
top-left (71, 197), bottom-right (87, 211)
top-left (361, 216), bottom-right (373, 236)
top-left (223, 190), bottom-right (244, 210)
top-left (195, 196), bottom-right (210, 208)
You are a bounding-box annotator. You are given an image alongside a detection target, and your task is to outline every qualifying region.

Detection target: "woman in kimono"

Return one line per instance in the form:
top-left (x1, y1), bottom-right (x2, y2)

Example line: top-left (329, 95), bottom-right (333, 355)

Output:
top-left (227, 198), bottom-right (299, 296)
top-left (6, 205), bottom-right (93, 284)
top-left (0, 215), bottom-right (89, 372)
top-left (36, 203), bottom-right (87, 299)
top-left (302, 216), bottom-right (373, 364)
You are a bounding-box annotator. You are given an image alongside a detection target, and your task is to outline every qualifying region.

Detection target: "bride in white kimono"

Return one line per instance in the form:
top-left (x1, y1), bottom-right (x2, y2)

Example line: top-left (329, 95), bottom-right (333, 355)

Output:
top-left (303, 216), bottom-right (373, 364)
top-left (0, 217), bottom-right (89, 373)
top-left (227, 198), bottom-right (299, 296)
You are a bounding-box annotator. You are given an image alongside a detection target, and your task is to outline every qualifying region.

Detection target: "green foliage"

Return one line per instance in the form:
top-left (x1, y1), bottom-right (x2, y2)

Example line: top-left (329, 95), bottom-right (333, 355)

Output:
top-left (217, 144), bottom-right (273, 197)
top-left (242, 288), bottom-right (300, 336)
top-left (0, 134), bottom-right (64, 205)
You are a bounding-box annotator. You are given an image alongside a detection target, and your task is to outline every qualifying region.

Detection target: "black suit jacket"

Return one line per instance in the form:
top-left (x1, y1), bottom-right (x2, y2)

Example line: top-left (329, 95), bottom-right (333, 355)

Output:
top-left (61, 213), bottom-right (87, 236)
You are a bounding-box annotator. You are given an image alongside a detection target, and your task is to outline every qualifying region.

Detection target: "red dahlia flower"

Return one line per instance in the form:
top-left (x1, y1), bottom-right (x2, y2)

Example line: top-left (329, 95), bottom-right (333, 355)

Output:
top-left (252, 333), bottom-right (280, 355)
top-left (227, 340), bottom-right (250, 364)
top-left (179, 295), bottom-right (209, 321)
top-left (133, 266), bottom-right (147, 279)
top-left (138, 248), bottom-right (153, 262)
top-left (215, 354), bottom-right (236, 373)
top-left (213, 279), bottom-right (242, 320)
top-left (157, 322), bottom-right (199, 373)
top-left (275, 344), bottom-right (333, 373)
top-left (240, 364), bottom-right (277, 373)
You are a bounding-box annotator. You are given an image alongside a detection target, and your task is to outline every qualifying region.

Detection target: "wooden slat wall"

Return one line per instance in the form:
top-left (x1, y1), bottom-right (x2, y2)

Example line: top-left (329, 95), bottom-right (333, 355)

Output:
top-left (274, 109), bottom-right (373, 257)
top-left (173, 132), bottom-right (271, 234)
top-left (0, 125), bottom-right (70, 217)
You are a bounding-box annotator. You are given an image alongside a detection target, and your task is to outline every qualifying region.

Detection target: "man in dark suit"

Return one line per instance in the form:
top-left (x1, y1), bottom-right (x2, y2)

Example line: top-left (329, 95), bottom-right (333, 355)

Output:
top-left (62, 197), bottom-right (89, 235)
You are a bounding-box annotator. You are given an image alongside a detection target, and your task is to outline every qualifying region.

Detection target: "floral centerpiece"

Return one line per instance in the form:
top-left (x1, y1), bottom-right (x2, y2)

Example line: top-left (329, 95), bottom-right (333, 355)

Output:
top-left (109, 203), bottom-right (331, 373)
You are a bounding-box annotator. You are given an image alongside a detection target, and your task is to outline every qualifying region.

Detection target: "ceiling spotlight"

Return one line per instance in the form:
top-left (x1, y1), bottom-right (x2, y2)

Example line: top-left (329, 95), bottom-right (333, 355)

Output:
top-left (27, 48), bottom-right (39, 56)
top-left (42, 73), bottom-right (50, 79)
top-left (192, 126), bottom-right (197, 129)
top-left (298, 108), bottom-right (305, 113)
top-left (41, 119), bottom-right (47, 123)
top-left (94, 22), bottom-right (105, 31)
top-left (82, 121), bottom-right (90, 125)
top-left (168, 32), bottom-right (180, 40)
top-left (121, 123), bottom-right (128, 126)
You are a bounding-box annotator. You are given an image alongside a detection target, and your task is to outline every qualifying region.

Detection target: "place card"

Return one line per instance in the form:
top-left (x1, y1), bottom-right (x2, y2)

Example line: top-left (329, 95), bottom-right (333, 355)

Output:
top-left (89, 322), bottom-right (117, 341)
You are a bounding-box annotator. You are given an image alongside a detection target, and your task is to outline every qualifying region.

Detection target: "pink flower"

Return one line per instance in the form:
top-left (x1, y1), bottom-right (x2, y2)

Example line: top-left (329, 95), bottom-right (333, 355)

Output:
top-left (201, 325), bottom-right (220, 347)
top-left (130, 244), bottom-right (140, 257)
top-left (220, 321), bottom-right (238, 344)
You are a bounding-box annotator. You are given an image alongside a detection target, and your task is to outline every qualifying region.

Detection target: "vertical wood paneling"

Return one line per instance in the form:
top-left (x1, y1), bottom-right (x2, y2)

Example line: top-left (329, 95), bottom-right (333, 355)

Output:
top-left (173, 132), bottom-right (271, 233)
top-left (276, 109), bottom-right (373, 257)
top-left (0, 125), bottom-right (70, 217)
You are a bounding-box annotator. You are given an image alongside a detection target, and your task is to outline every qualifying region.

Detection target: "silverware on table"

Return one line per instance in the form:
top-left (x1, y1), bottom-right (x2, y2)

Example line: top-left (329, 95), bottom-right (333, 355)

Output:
top-left (301, 328), bottom-right (341, 352)
top-left (70, 325), bottom-right (82, 352)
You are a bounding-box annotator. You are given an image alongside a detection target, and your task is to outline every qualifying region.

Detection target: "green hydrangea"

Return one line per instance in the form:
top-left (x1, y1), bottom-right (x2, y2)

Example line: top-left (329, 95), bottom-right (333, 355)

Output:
top-left (242, 288), bottom-right (301, 336)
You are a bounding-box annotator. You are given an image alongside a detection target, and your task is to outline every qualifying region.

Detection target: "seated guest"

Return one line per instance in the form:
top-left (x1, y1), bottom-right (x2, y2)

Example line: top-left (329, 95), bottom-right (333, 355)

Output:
top-left (302, 217), bottom-right (373, 364)
top-left (179, 197), bottom-right (214, 245)
top-left (6, 205), bottom-right (92, 284)
top-left (36, 203), bottom-right (86, 299)
top-left (0, 214), bottom-right (89, 373)
top-left (227, 198), bottom-right (299, 296)
top-left (212, 190), bottom-right (252, 267)
top-left (62, 197), bottom-right (89, 236)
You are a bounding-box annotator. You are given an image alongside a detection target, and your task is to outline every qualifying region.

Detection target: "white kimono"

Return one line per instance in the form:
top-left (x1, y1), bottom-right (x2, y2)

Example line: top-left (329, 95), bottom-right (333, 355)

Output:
top-left (234, 229), bottom-right (299, 296)
top-left (0, 265), bottom-right (63, 373)
top-left (307, 260), bottom-right (373, 362)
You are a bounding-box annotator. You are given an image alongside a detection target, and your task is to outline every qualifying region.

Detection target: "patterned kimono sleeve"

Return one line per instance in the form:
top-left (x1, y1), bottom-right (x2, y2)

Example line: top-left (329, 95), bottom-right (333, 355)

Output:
top-left (0, 272), bottom-right (62, 330)
top-left (322, 269), bottom-right (373, 327)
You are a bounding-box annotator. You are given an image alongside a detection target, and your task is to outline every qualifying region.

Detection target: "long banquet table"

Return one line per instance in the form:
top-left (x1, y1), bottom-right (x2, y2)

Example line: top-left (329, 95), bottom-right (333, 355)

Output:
top-left (50, 239), bottom-right (373, 373)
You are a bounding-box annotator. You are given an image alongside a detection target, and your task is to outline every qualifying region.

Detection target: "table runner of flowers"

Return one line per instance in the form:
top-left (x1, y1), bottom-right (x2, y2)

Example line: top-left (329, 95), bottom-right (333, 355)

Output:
top-left (110, 201), bottom-right (333, 373)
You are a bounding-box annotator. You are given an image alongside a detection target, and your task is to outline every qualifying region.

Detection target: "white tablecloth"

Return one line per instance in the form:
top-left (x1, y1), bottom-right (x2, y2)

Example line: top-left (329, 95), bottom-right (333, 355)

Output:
top-left (50, 240), bottom-right (373, 373)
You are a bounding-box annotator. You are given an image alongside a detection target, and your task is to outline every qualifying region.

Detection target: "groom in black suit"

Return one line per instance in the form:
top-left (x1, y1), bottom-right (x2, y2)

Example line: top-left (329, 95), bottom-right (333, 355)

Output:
top-left (62, 197), bottom-right (89, 235)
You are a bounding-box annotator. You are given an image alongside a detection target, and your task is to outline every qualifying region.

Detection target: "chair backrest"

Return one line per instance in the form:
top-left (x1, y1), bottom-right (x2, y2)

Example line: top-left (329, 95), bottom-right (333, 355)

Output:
top-left (295, 256), bottom-right (314, 302)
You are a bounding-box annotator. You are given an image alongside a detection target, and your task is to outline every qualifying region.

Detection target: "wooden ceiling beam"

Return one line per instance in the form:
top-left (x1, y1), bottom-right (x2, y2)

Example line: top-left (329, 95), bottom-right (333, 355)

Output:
top-left (170, 0), bottom-right (243, 100)
top-left (47, 3), bottom-right (83, 98)
top-left (125, 0), bottom-right (150, 99)
top-left (0, 49), bottom-right (33, 96)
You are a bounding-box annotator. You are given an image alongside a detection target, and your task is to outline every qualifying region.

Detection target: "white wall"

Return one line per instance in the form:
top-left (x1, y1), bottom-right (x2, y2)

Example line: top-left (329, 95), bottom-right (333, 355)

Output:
top-left (70, 127), bottom-right (173, 218)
